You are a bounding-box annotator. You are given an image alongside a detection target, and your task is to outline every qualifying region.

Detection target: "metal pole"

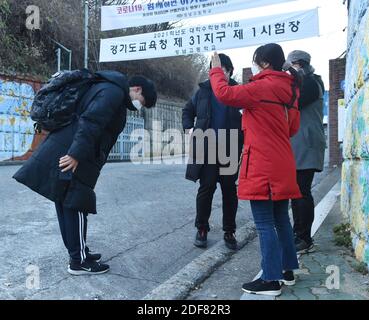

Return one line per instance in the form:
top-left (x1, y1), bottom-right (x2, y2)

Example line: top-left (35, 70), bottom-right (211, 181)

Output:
top-left (84, 0), bottom-right (89, 69)
top-left (51, 39), bottom-right (72, 71)
top-left (68, 50), bottom-right (72, 71)
top-left (56, 48), bottom-right (61, 72)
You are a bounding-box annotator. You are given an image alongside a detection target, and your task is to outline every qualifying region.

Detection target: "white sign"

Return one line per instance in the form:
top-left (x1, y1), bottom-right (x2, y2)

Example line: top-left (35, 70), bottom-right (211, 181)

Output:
top-left (100, 8), bottom-right (319, 62)
top-left (101, 0), bottom-right (296, 31)
top-left (338, 99), bottom-right (347, 143)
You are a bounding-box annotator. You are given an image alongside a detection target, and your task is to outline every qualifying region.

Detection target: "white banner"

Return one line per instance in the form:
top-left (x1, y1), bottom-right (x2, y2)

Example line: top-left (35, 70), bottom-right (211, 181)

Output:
top-left (100, 8), bottom-right (319, 62)
top-left (101, 0), bottom-right (296, 31)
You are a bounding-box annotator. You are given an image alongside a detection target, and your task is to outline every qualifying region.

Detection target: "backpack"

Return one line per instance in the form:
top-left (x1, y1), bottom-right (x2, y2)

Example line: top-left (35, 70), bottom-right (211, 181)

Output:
top-left (31, 69), bottom-right (99, 133)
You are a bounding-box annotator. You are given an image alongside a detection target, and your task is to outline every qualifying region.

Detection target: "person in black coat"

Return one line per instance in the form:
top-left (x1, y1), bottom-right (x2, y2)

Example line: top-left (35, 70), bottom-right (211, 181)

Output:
top-left (14, 71), bottom-right (157, 275)
top-left (286, 50), bottom-right (326, 254)
top-left (182, 54), bottom-right (243, 250)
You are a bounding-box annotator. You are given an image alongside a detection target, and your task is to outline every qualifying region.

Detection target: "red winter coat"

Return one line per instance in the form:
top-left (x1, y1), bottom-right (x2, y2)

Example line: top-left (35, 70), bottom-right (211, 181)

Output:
top-left (209, 67), bottom-right (302, 201)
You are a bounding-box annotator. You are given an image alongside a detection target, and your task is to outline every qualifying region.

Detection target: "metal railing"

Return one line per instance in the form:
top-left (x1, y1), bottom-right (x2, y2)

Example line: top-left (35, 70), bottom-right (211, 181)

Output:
top-left (108, 116), bottom-right (145, 161)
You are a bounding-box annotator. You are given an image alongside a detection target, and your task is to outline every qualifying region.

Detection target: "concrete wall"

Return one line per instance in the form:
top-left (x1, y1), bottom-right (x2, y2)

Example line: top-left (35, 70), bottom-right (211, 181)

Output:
top-left (341, 0), bottom-right (369, 268)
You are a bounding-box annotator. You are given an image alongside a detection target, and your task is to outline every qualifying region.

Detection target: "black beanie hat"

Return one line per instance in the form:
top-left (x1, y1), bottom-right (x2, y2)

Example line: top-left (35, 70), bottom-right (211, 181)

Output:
top-left (129, 75), bottom-right (157, 108)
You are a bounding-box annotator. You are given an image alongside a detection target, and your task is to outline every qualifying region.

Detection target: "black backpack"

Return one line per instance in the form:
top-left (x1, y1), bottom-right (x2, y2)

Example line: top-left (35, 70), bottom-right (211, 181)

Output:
top-left (31, 69), bottom-right (99, 133)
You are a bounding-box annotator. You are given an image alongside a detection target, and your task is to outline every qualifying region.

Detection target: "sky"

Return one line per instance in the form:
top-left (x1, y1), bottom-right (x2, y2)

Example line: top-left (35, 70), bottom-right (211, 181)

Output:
top-left (183, 0), bottom-right (348, 88)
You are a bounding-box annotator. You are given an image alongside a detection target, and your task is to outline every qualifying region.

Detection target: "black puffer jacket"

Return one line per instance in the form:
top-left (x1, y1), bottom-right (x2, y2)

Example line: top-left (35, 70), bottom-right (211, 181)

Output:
top-left (13, 71), bottom-right (135, 213)
top-left (182, 79), bottom-right (243, 182)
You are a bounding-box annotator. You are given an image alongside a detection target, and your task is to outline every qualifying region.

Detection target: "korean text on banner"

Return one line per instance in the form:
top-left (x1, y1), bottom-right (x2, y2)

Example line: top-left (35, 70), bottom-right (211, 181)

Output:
top-left (100, 8), bottom-right (319, 62)
top-left (101, 0), bottom-right (297, 31)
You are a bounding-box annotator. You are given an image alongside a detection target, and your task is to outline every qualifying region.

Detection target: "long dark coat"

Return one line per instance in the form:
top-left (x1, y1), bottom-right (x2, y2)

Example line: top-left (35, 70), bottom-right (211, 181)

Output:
top-left (13, 71), bottom-right (136, 213)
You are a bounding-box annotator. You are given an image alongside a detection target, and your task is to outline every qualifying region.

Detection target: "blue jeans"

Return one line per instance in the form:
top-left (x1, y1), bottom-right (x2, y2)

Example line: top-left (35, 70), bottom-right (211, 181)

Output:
top-left (250, 200), bottom-right (299, 281)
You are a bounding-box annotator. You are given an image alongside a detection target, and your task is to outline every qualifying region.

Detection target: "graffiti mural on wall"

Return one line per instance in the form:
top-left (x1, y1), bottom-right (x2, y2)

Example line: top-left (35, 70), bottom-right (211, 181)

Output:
top-left (343, 84), bottom-right (369, 159)
top-left (342, 1), bottom-right (369, 268)
top-left (0, 78), bottom-right (36, 161)
top-left (341, 159), bottom-right (369, 266)
top-left (347, 0), bottom-right (369, 47)
top-left (345, 3), bottom-right (369, 102)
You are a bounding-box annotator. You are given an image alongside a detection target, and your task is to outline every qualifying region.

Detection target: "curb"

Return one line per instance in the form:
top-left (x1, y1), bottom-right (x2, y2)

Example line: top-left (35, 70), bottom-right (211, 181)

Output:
top-left (0, 161), bottom-right (25, 166)
top-left (0, 155), bottom-right (187, 167)
top-left (143, 221), bottom-right (257, 300)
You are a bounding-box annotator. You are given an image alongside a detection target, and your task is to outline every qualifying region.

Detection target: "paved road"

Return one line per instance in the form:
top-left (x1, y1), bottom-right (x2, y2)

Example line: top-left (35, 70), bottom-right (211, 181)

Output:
top-left (0, 160), bottom-right (253, 300)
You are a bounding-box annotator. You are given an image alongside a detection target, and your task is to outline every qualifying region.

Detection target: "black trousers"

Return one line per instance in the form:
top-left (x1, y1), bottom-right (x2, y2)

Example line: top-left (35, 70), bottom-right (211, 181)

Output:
top-left (291, 169), bottom-right (315, 243)
top-left (195, 164), bottom-right (238, 232)
top-left (55, 202), bottom-right (90, 263)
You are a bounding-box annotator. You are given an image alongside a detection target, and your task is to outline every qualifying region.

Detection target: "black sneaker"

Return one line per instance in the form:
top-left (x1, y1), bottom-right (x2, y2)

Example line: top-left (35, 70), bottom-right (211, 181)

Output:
top-left (69, 252), bottom-right (101, 264)
top-left (295, 238), bottom-right (315, 254)
top-left (86, 252), bottom-right (102, 263)
top-left (68, 260), bottom-right (110, 275)
top-left (280, 271), bottom-right (295, 286)
top-left (224, 232), bottom-right (238, 250)
top-left (194, 229), bottom-right (207, 248)
top-left (242, 278), bottom-right (281, 296)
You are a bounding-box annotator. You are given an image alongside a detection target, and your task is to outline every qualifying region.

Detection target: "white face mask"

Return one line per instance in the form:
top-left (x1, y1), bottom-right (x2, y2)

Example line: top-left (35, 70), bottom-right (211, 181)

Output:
top-left (132, 100), bottom-right (143, 111)
top-left (221, 68), bottom-right (230, 81)
top-left (251, 63), bottom-right (261, 76)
